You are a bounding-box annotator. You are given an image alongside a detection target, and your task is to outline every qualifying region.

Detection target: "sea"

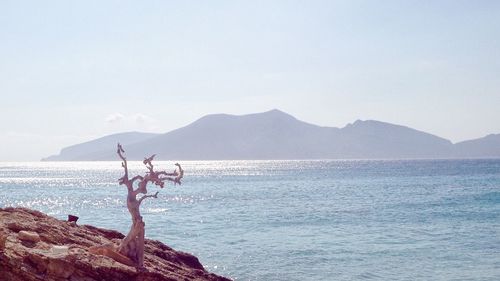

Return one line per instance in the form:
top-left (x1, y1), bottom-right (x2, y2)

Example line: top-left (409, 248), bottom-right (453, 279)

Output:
top-left (0, 159), bottom-right (499, 281)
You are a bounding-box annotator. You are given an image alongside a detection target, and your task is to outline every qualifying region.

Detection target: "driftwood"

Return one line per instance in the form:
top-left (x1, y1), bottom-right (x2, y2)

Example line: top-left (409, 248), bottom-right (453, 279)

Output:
top-left (92, 143), bottom-right (183, 269)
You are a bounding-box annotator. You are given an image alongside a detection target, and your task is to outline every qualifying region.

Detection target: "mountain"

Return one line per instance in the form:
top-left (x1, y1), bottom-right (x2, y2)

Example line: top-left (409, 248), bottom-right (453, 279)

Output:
top-left (42, 132), bottom-right (159, 161)
top-left (43, 109), bottom-right (500, 160)
top-left (454, 134), bottom-right (500, 158)
top-left (334, 120), bottom-right (453, 159)
top-left (100, 109), bottom-right (340, 160)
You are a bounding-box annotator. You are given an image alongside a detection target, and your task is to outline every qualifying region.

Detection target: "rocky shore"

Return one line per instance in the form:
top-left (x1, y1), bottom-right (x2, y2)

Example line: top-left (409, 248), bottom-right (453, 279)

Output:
top-left (0, 207), bottom-right (231, 281)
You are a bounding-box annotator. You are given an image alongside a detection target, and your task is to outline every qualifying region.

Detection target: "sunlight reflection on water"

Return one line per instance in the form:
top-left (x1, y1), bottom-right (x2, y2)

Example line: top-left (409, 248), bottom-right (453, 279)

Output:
top-left (1, 160), bottom-right (500, 281)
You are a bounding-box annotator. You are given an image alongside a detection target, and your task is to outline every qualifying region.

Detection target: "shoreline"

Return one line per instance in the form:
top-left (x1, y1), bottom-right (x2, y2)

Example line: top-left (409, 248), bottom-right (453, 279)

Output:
top-left (0, 207), bottom-right (231, 281)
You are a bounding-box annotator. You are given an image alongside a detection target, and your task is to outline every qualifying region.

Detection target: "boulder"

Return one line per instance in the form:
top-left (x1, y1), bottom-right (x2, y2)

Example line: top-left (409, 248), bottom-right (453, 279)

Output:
top-left (18, 231), bottom-right (41, 243)
top-left (0, 207), bottom-right (231, 281)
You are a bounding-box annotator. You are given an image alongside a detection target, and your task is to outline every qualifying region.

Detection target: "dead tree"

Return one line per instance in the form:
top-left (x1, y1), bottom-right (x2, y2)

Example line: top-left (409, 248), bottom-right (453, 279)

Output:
top-left (91, 143), bottom-right (183, 269)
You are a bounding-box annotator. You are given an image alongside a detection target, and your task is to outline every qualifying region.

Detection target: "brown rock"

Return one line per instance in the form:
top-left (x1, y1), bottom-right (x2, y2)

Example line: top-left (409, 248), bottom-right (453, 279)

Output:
top-left (47, 257), bottom-right (75, 278)
top-left (0, 207), bottom-right (231, 281)
top-left (89, 244), bottom-right (136, 267)
top-left (0, 229), bottom-right (7, 250)
top-left (7, 221), bottom-right (23, 232)
top-left (18, 231), bottom-right (41, 243)
top-left (68, 214), bottom-right (79, 223)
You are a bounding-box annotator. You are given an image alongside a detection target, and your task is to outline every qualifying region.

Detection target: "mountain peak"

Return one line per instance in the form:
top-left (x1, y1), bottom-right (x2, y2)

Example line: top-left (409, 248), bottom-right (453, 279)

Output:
top-left (255, 109), bottom-right (296, 120)
top-left (266, 108), bottom-right (288, 115)
top-left (350, 119), bottom-right (391, 126)
top-left (42, 110), bottom-right (500, 160)
top-left (346, 119), bottom-right (380, 128)
top-left (192, 109), bottom-right (296, 125)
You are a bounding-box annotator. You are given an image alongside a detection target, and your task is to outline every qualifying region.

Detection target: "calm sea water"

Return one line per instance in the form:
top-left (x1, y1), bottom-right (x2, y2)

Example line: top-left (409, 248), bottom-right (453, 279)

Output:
top-left (0, 160), bottom-right (499, 280)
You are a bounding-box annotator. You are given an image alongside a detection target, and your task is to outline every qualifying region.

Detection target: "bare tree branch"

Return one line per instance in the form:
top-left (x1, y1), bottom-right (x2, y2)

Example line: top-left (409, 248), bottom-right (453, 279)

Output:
top-left (130, 175), bottom-right (144, 185)
top-left (138, 191), bottom-right (159, 205)
top-left (174, 163), bottom-right (184, 184)
top-left (110, 144), bottom-right (184, 269)
top-left (117, 143), bottom-right (129, 184)
top-left (143, 154), bottom-right (156, 173)
top-left (157, 164), bottom-right (183, 185)
top-left (157, 171), bottom-right (177, 177)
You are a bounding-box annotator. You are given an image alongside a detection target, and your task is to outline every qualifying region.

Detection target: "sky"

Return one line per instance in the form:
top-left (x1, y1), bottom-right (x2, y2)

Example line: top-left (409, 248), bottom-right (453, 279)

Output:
top-left (1, 1), bottom-right (500, 161)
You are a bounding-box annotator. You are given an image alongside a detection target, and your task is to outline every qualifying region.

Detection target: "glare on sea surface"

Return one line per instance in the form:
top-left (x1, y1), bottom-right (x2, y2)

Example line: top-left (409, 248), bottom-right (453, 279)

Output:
top-left (1, 160), bottom-right (499, 281)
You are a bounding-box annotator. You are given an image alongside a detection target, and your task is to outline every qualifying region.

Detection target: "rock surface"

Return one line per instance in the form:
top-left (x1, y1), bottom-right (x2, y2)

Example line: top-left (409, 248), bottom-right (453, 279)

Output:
top-left (0, 207), bottom-right (231, 281)
top-left (17, 231), bottom-right (41, 243)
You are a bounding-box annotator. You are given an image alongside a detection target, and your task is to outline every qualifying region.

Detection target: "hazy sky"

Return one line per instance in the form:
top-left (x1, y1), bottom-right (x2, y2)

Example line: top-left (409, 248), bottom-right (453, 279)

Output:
top-left (1, 1), bottom-right (499, 161)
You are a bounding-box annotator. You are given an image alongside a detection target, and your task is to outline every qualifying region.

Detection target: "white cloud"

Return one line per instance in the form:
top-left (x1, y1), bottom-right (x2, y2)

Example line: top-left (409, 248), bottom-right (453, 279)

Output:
top-left (133, 113), bottom-right (152, 124)
top-left (106, 113), bottom-right (125, 123)
top-left (105, 113), bottom-right (159, 131)
top-left (132, 113), bottom-right (159, 130)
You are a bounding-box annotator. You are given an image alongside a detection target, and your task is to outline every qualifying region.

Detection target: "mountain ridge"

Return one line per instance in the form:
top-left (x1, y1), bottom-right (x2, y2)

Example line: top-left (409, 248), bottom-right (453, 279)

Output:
top-left (43, 109), bottom-right (500, 161)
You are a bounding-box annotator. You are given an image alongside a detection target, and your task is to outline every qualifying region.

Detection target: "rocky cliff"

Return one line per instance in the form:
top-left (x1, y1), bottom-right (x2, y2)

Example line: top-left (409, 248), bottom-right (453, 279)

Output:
top-left (0, 207), bottom-right (231, 281)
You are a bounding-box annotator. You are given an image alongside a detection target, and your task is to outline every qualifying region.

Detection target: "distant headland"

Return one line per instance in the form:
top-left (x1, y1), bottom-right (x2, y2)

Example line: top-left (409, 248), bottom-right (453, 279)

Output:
top-left (43, 109), bottom-right (500, 161)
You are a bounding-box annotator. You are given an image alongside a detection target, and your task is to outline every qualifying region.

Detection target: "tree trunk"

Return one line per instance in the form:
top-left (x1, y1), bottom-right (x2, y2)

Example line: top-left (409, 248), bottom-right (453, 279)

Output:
top-left (109, 143), bottom-right (183, 269)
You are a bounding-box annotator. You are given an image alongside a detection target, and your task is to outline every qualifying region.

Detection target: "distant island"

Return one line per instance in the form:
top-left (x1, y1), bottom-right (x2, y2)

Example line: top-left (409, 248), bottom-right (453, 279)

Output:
top-left (43, 109), bottom-right (500, 161)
